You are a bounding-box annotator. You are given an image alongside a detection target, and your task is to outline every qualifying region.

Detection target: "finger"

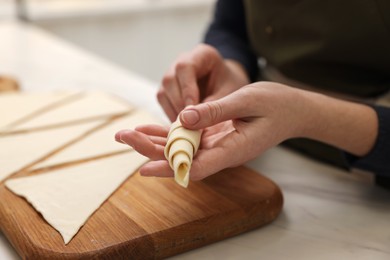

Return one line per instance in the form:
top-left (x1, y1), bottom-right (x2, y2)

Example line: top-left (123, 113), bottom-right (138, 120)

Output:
top-left (139, 161), bottom-right (173, 177)
top-left (115, 131), bottom-right (126, 144)
top-left (175, 62), bottom-right (200, 106)
top-left (116, 130), bottom-right (165, 160)
top-left (148, 136), bottom-right (167, 146)
top-left (135, 124), bottom-right (169, 137)
top-left (134, 125), bottom-right (168, 145)
top-left (157, 88), bottom-right (178, 122)
top-left (174, 44), bottom-right (223, 107)
top-left (161, 70), bottom-right (185, 114)
top-left (179, 87), bottom-right (258, 130)
top-left (190, 44), bottom-right (223, 78)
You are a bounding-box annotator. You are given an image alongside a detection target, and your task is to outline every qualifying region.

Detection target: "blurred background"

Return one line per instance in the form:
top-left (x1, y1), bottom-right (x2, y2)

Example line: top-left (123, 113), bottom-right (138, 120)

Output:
top-left (1, 0), bottom-right (216, 83)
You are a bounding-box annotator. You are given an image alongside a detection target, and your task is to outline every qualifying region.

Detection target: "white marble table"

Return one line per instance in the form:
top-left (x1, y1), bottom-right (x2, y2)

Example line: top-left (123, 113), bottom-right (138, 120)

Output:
top-left (1, 21), bottom-right (389, 260)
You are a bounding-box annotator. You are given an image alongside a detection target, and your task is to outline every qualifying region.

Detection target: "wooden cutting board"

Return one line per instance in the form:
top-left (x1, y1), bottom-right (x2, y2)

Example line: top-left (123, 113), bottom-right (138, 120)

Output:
top-left (0, 165), bottom-right (283, 259)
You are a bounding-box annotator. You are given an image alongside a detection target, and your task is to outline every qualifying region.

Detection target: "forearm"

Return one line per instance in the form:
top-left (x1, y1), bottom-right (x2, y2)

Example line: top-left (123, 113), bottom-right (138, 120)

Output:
top-left (300, 91), bottom-right (378, 157)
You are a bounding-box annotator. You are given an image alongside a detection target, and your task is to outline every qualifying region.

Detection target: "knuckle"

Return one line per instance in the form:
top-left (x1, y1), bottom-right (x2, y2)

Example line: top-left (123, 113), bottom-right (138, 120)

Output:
top-left (161, 74), bottom-right (174, 87)
top-left (156, 88), bottom-right (166, 102)
top-left (175, 60), bottom-right (193, 73)
top-left (198, 43), bottom-right (214, 53)
top-left (201, 44), bottom-right (220, 60)
top-left (238, 86), bottom-right (257, 107)
top-left (204, 45), bottom-right (218, 57)
top-left (205, 101), bottom-right (223, 123)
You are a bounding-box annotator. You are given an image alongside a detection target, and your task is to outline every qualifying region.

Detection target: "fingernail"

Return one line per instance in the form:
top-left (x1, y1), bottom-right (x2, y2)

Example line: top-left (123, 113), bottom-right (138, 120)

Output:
top-left (185, 98), bottom-right (194, 106)
top-left (115, 132), bottom-right (125, 143)
top-left (115, 130), bottom-right (133, 145)
top-left (181, 109), bottom-right (200, 125)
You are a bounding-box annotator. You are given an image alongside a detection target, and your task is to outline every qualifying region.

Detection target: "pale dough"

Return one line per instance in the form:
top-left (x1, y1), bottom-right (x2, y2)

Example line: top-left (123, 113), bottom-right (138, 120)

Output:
top-left (6, 91), bottom-right (132, 133)
top-left (0, 119), bottom-right (106, 182)
top-left (32, 110), bottom-right (161, 170)
top-left (164, 118), bottom-right (201, 188)
top-left (5, 151), bottom-right (149, 244)
top-left (0, 90), bottom-right (81, 133)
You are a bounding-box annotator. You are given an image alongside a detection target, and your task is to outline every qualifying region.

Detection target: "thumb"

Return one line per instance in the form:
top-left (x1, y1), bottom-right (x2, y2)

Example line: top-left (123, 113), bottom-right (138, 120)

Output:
top-left (179, 89), bottom-right (257, 130)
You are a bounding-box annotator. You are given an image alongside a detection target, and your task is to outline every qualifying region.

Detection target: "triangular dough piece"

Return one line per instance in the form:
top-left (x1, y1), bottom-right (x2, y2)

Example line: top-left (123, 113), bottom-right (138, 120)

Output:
top-left (0, 90), bottom-right (80, 133)
top-left (8, 91), bottom-right (131, 133)
top-left (32, 110), bottom-right (161, 170)
top-left (0, 119), bottom-right (105, 182)
top-left (5, 151), bottom-right (148, 244)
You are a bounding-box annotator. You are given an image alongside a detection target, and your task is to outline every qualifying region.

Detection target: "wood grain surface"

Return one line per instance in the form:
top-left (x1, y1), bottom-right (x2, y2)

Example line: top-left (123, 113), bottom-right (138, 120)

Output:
top-left (0, 166), bottom-right (283, 259)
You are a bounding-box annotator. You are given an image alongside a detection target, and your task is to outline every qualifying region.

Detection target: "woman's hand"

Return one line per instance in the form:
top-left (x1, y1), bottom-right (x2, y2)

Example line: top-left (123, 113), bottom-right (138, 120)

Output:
top-left (116, 82), bottom-right (311, 180)
top-left (157, 43), bottom-right (250, 122)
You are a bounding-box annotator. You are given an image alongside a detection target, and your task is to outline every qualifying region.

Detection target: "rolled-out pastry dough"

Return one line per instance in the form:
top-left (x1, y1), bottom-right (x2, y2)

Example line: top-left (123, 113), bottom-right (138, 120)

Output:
top-left (0, 119), bottom-right (105, 182)
top-left (5, 91), bottom-right (131, 133)
top-left (0, 90), bottom-right (81, 133)
top-left (31, 110), bottom-right (160, 170)
top-left (5, 151), bottom-right (149, 244)
top-left (164, 118), bottom-right (201, 188)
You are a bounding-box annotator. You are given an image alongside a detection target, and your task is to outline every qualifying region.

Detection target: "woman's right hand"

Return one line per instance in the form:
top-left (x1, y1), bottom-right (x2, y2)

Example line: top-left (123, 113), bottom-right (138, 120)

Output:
top-left (157, 44), bottom-right (250, 122)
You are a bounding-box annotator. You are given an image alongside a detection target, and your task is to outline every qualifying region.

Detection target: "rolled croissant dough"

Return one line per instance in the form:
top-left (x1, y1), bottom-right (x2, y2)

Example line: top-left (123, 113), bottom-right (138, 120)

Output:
top-left (5, 151), bottom-right (149, 244)
top-left (164, 118), bottom-right (201, 188)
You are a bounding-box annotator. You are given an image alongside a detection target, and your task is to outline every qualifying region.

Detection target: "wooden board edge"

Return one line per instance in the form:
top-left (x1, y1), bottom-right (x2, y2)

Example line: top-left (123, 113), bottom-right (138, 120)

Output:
top-left (153, 182), bottom-right (283, 259)
top-left (0, 184), bottom-right (156, 260)
top-left (0, 166), bottom-right (284, 259)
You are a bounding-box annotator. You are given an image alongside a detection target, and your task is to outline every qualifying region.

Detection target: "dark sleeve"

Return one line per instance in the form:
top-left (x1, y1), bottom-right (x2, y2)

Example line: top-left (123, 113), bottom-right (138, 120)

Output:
top-left (204, 0), bottom-right (259, 82)
top-left (345, 105), bottom-right (390, 177)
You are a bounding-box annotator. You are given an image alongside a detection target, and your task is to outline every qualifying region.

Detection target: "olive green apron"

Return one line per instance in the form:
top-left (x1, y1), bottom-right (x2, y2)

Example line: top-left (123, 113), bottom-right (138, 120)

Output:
top-left (243, 0), bottom-right (390, 186)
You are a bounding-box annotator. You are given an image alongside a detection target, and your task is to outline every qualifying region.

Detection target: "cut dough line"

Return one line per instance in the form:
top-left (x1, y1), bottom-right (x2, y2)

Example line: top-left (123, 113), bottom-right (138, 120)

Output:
top-left (2, 91), bottom-right (133, 135)
top-left (30, 109), bottom-right (159, 171)
top-left (28, 149), bottom-right (132, 176)
top-left (0, 90), bottom-right (84, 134)
top-left (0, 117), bottom-right (112, 183)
